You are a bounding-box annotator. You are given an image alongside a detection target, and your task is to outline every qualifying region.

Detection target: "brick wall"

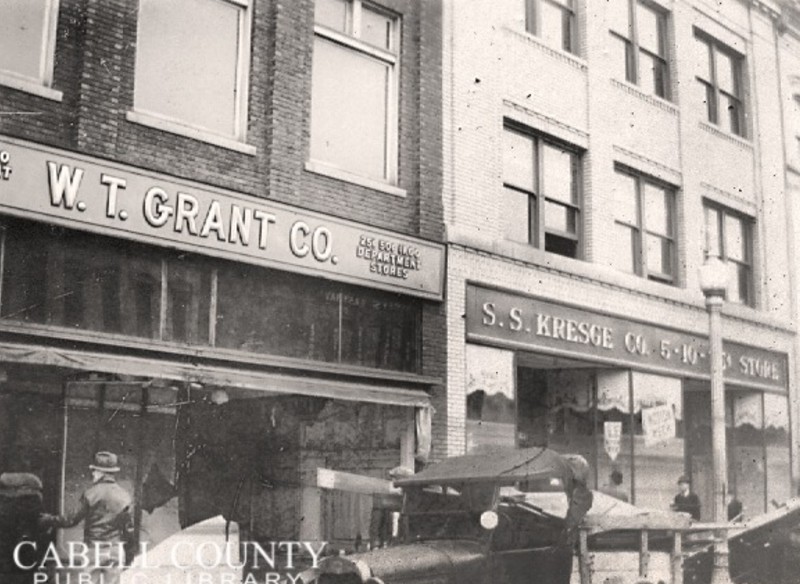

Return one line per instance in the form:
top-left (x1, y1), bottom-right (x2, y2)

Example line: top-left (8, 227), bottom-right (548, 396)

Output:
top-left (0, 0), bottom-right (446, 453)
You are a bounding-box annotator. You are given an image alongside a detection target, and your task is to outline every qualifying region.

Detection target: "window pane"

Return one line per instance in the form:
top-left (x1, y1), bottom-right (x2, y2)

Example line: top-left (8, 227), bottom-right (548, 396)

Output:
top-left (315, 0), bottom-right (348, 32)
top-left (216, 268), bottom-right (339, 362)
top-left (724, 214), bottom-right (746, 261)
top-left (701, 81), bottom-right (717, 124)
top-left (631, 373), bottom-right (685, 511)
top-left (611, 223), bottom-right (637, 273)
top-left (165, 256), bottom-right (210, 345)
top-left (640, 51), bottom-right (667, 97)
top-left (340, 289), bottom-right (419, 372)
top-left (724, 94), bottom-right (742, 136)
top-left (1, 222), bottom-right (161, 339)
top-left (539, 1), bottom-right (567, 51)
top-left (608, 0), bottom-right (630, 36)
top-left (545, 200), bottom-right (576, 234)
top-left (361, 6), bottom-right (393, 51)
top-left (545, 233), bottom-right (578, 258)
top-left (542, 144), bottom-right (574, 204)
top-left (644, 183), bottom-right (670, 236)
top-left (716, 49), bottom-right (736, 95)
top-left (636, 3), bottom-right (662, 56)
top-left (730, 392), bottom-right (766, 517)
top-left (704, 207), bottom-right (721, 256)
top-left (467, 345), bottom-right (516, 452)
top-left (646, 234), bottom-right (672, 276)
top-left (504, 187), bottom-right (532, 243)
top-left (695, 36), bottom-right (712, 81)
top-left (135, 0), bottom-right (241, 136)
top-left (725, 261), bottom-right (746, 304)
top-left (764, 394), bottom-right (792, 507)
top-left (0, 0), bottom-right (48, 80)
top-left (311, 37), bottom-right (390, 182)
top-left (610, 35), bottom-right (632, 82)
top-left (613, 172), bottom-right (639, 225)
top-left (503, 129), bottom-right (536, 190)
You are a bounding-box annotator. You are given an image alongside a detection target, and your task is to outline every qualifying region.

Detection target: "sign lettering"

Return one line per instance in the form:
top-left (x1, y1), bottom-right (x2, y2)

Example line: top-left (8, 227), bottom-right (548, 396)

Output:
top-left (466, 285), bottom-right (788, 390)
top-left (0, 138), bottom-right (444, 300)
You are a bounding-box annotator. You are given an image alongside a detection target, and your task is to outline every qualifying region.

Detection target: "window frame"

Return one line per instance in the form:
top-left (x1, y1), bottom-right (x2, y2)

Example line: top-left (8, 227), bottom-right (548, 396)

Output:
top-left (310, 0), bottom-right (400, 186)
top-left (525, 0), bottom-right (576, 55)
top-left (695, 29), bottom-right (746, 138)
top-left (502, 123), bottom-right (583, 258)
top-left (0, 0), bottom-right (62, 100)
top-left (702, 201), bottom-right (754, 307)
top-left (613, 165), bottom-right (677, 284)
top-left (131, 0), bottom-right (252, 143)
top-left (609, 0), bottom-right (670, 100)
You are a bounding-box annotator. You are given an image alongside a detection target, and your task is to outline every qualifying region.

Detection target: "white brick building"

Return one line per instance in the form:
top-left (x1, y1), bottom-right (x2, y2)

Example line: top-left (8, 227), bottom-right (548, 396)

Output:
top-left (442, 0), bottom-right (799, 519)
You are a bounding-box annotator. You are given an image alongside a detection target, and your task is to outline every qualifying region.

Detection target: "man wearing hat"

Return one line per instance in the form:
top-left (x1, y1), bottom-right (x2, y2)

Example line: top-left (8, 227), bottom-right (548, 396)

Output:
top-left (672, 475), bottom-right (701, 520)
top-left (49, 451), bottom-right (133, 584)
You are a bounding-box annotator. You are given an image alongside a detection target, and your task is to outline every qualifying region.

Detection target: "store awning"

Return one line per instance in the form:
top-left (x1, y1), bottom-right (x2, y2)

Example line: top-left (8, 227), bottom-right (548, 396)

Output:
top-left (0, 341), bottom-right (432, 409)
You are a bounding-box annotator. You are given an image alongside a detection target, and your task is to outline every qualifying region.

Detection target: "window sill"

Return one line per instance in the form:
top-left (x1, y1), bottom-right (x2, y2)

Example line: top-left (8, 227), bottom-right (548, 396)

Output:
top-left (610, 78), bottom-right (677, 115)
top-left (698, 121), bottom-right (753, 150)
top-left (503, 27), bottom-right (587, 72)
top-left (305, 160), bottom-right (407, 197)
top-left (0, 73), bottom-right (63, 102)
top-left (126, 110), bottom-right (257, 155)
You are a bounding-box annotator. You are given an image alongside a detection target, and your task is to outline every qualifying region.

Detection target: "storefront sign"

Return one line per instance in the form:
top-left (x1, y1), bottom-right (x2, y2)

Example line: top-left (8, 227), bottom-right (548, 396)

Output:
top-left (641, 404), bottom-right (676, 447)
top-left (0, 138), bottom-right (445, 300)
top-left (466, 285), bottom-right (788, 390)
top-left (604, 422), bottom-right (621, 461)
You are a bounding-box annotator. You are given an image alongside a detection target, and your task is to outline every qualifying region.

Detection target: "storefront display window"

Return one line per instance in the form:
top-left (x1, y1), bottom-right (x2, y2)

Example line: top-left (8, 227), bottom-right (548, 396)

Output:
top-left (730, 391), bottom-right (766, 518)
top-left (630, 373), bottom-right (683, 510)
top-left (2, 221), bottom-right (162, 338)
top-left (466, 345), bottom-right (516, 452)
top-left (765, 393), bottom-right (791, 507)
top-left (0, 218), bottom-right (422, 373)
top-left (519, 368), bottom-right (595, 478)
top-left (595, 371), bottom-right (633, 500)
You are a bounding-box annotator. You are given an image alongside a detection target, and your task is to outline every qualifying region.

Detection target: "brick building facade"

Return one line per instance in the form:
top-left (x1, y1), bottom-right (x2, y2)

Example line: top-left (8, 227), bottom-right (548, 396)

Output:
top-left (0, 0), bottom-right (445, 558)
top-left (442, 0), bottom-right (799, 520)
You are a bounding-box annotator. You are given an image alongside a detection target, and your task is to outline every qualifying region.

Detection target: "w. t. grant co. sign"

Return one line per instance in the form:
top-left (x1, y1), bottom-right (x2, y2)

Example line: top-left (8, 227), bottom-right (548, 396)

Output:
top-left (0, 137), bottom-right (444, 300)
top-left (466, 285), bottom-right (788, 391)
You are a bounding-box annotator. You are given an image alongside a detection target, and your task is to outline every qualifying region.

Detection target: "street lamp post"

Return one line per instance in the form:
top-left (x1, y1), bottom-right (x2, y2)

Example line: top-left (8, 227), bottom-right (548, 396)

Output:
top-left (698, 255), bottom-right (732, 584)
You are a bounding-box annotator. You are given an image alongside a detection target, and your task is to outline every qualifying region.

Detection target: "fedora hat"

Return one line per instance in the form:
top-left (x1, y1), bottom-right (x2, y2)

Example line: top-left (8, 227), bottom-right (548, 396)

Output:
top-left (89, 451), bottom-right (120, 473)
top-left (677, 475), bottom-right (691, 485)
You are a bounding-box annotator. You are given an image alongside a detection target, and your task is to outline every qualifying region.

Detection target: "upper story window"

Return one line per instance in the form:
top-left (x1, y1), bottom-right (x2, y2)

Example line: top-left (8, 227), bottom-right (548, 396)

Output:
top-left (524, 0), bottom-right (576, 54)
top-left (611, 166), bottom-right (676, 284)
top-left (311, 0), bottom-right (400, 185)
top-left (609, 0), bottom-right (669, 99)
top-left (502, 124), bottom-right (582, 259)
top-left (133, 0), bottom-right (251, 140)
top-left (0, 0), bottom-right (59, 90)
top-left (703, 203), bottom-right (753, 306)
top-left (695, 30), bottom-right (746, 138)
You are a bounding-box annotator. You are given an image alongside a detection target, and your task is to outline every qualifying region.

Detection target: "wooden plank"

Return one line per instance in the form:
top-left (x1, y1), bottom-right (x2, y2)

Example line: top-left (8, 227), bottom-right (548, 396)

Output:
top-left (317, 468), bottom-right (397, 495)
top-left (672, 531), bottom-right (683, 584)
top-left (578, 529), bottom-right (591, 584)
top-left (584, 514), bottom-right (691, 532)
top-left (639, 530), bottom-right (649, 578)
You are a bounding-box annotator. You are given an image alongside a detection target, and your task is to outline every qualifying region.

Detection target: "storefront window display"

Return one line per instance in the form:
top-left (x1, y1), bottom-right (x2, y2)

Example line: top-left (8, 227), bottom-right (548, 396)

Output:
top-left (0, 364), bottom-right (412, 568)
top-left (464, 345), bottom-right (791, 516)
top-left (466, 345), bottom-right (516, 451)
top-left (0, 218), bottom-right (421, 373)
top-left (765, 393), bottom-right (792, 507)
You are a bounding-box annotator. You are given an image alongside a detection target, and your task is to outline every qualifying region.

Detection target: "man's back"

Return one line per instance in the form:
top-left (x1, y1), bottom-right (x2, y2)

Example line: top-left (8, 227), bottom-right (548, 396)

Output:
top-left (81, 478), bottom-right (132, 544)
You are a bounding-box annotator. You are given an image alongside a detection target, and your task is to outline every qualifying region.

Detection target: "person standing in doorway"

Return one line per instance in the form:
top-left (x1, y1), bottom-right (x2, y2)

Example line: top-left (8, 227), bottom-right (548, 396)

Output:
top-left (47, 452), bottom-right (133, 584)
top-left (672, 475), bottom-right (701, 520)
